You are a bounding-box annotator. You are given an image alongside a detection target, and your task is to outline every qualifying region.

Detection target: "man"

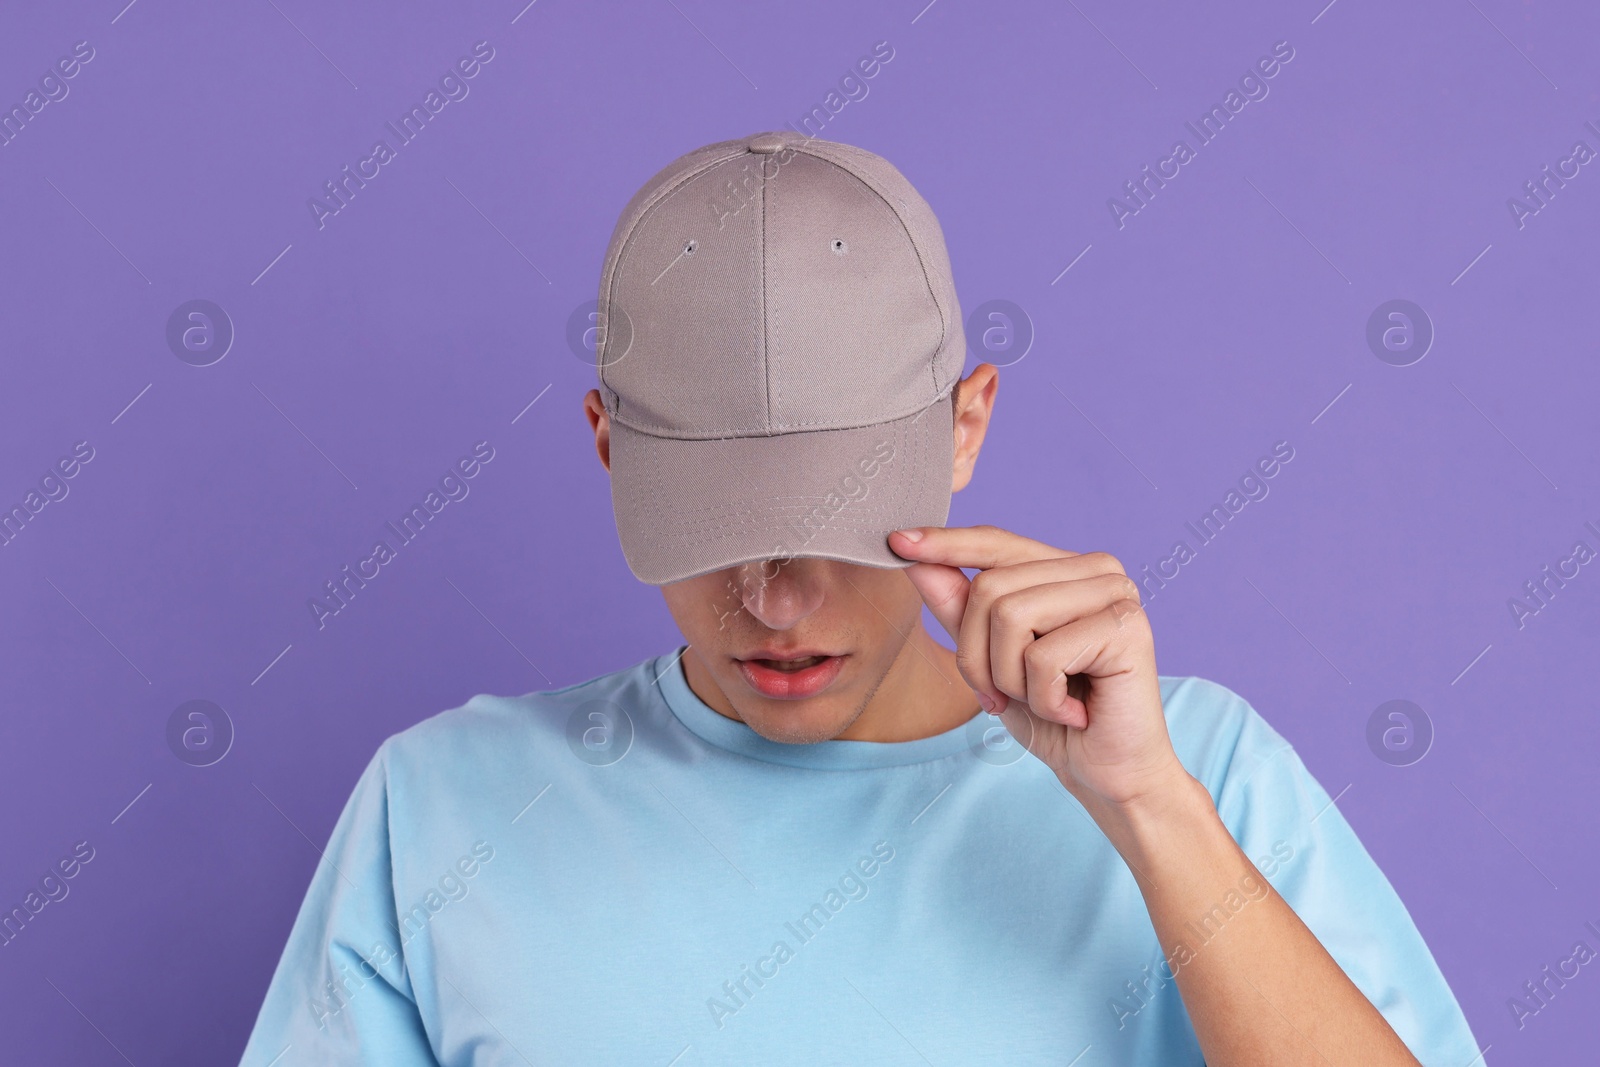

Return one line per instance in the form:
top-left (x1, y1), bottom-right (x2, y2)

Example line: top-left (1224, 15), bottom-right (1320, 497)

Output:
top-left (238, 131), bottom-right (1481, 1065)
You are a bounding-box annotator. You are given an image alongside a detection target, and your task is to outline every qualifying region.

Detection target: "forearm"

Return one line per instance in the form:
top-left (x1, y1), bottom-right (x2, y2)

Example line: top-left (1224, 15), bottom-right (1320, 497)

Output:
top-left (1078, 769), bottom-right (1421, 1067)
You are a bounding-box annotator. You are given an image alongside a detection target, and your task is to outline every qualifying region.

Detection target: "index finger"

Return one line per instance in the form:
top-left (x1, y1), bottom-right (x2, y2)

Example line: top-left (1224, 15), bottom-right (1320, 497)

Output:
top-left (888, 524), bottom-right (1078, 572)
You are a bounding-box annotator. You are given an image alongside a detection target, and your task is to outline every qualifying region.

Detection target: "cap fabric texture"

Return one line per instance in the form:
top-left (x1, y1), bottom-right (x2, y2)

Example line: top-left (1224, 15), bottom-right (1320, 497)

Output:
top-left (595, 130), bottom-right (964, 585)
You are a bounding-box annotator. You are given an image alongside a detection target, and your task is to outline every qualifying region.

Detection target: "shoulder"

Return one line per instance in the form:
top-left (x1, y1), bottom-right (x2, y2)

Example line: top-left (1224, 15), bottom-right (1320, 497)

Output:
top-left (1157, 674), bottom-right (1300, 805)
top-left (374, 653), bottom-right (667, 786)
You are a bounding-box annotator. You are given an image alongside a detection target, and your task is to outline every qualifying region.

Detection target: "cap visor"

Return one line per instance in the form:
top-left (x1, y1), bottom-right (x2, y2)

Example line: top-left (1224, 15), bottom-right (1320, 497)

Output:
top-left (609, 396), bottom-right (954, 585)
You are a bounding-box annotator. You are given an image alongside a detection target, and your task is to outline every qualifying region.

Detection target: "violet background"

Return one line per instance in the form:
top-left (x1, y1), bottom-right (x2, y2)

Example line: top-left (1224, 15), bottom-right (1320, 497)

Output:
top-left (1, 0), bottom-right (1596, 1063)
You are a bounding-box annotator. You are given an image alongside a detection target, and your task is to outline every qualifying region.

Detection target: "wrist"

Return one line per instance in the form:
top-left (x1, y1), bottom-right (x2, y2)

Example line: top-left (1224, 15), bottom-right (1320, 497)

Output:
top-left (1071, 763), bottom-right (1224, 875)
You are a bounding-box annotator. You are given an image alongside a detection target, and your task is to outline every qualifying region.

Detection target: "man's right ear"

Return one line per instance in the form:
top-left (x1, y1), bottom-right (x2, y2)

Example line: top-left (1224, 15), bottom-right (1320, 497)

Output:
top-left (583, 389), bottom-right (612, 473)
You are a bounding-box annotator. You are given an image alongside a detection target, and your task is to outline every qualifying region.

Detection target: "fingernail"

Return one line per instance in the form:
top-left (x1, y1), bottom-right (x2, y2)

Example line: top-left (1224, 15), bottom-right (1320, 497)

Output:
top-left (976, 692), bottom-right (996, 713)
top-left (895, 528), bottom-right (924, 542)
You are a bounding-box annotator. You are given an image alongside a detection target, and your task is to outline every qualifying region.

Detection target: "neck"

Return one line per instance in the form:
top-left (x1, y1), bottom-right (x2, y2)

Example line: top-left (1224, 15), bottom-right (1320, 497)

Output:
top-left (683, 624), bottom-right (981, 743)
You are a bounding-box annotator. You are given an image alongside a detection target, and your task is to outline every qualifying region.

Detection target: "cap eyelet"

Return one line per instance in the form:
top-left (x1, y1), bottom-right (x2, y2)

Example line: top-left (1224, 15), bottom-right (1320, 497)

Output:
top-left (831, 237), bottom-right (848, 255)
top-left (684, 238), bottom-right (698, 256)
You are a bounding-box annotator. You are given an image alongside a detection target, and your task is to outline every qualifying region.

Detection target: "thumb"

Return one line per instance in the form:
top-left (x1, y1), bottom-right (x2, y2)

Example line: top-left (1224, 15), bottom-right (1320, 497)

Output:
top-left (901, 560), bottom-right (970, 644)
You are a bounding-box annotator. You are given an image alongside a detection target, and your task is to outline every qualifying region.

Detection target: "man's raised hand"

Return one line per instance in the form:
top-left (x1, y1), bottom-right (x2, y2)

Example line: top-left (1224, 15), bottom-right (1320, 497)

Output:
top-left (889, 524), bottom-right (1186, 811)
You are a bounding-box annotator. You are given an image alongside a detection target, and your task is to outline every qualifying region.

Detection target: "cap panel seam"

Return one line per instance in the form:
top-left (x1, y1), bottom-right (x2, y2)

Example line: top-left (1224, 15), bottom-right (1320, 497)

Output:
top-left (760, 154), bottom-right (774, 432)
top-left (783, 144), bottom-right (953, 402)
top-left (599, 146), bottom-right (750, 410)
top-left (767, 165), bottom-right (948, 431)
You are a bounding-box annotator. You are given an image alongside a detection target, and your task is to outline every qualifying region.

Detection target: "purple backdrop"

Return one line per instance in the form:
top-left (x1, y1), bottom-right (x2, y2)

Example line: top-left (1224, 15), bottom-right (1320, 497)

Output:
top-left (2, 0), bottom-right (1595, 1063)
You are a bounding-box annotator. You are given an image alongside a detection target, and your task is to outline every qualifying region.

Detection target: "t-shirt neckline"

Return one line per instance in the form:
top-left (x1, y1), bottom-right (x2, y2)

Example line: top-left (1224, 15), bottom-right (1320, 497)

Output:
top-left (652, 645), bottom-right (984, 770)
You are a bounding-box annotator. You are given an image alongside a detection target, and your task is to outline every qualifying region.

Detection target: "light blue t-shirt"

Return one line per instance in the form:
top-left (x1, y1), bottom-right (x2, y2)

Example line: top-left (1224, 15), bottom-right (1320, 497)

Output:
top-left (238, 648), bottom-right (1480, 1065)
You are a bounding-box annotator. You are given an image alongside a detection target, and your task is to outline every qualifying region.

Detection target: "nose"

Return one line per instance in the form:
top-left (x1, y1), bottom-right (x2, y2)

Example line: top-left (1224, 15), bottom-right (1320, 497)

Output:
top-left (732, 558), bottom-right (824, 631)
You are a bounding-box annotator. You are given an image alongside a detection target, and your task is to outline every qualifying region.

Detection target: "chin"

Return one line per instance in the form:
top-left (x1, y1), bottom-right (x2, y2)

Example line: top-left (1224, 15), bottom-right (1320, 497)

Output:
top-left (739, 700), bottom-right (860, 745)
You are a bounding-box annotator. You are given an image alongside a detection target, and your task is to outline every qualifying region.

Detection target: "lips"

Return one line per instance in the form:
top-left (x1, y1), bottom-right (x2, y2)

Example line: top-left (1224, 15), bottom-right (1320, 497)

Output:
top-left (756, 654), bottom-right (826, 670)
top-left (736, 651), bottom-right (846, 700)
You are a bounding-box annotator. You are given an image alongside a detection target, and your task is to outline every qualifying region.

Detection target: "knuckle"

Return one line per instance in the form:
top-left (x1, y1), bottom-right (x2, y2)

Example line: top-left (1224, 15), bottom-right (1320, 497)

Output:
top-left (1113, 598), bottom-right (1150, 633)
top-left (954, 647), bottom-right (988, 683)
top-left (1086, 550), bottom-right (1125, 575)
top-left (969, 569), bottom-right (995, 598)
top-left (991, 593), bottom-right (1028, 629)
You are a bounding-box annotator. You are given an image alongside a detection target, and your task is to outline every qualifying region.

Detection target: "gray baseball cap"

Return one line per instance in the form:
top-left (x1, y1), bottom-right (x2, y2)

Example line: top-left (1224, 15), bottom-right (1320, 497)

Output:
top-left (594, 130), bottom-right (964, 585)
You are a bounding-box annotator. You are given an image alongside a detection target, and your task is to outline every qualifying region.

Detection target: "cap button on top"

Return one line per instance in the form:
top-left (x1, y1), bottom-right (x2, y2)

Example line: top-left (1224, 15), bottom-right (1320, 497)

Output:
top-left (747, 132), bottom-right (789, 154)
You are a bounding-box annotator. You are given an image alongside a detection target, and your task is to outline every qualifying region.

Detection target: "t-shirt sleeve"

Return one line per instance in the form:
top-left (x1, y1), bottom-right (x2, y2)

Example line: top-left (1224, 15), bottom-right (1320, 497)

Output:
top-left (236, 740), bottom-right (441, 1067)
top-left (1201, 695), bottom-right (1483, 1067)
